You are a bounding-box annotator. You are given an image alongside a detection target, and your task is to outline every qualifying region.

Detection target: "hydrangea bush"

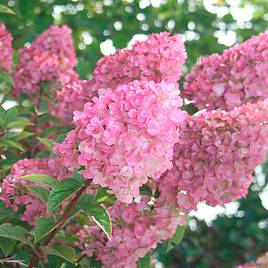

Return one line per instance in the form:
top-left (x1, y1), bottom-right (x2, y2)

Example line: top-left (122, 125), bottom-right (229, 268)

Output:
top-left (0, 23), bottom-right (268, 268)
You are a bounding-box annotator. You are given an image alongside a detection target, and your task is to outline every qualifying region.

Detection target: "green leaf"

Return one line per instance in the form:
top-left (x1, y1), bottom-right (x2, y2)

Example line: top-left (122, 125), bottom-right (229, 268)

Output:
top-left (35, 151), bottom-right (51, 159)
top-left (15, 131), bottom-right (34, 141)
top-left (0, 117), bottom-right (5, 127)
top-left (0, 71), bottom-right (13, 94)
top-left (47, 179), bottom-right (82, 212)
top-left (75, 212), bottom-right (91, 225)
top-left (58, 196), bottom-right (94, 225)
top-left (0, 201), bottom-right (14, 221)
top-left (140, 184), bottom-right (153, 196)
top-left (82, 196), bottom-right (112, 240)
top-left (54, 129), bottom-right (69, 143)
top-left (37, 113), bottom-right (60, 123)
top-left (21, 173), bottom-right (59, 187)
top-left (79, 256), bottom-right (102, 268)
top-left (8, 131), bottom-right (33, 141)
top-left (0, 238), bottom-right (16, 256)
top-left (0, 71), bottom-right (13, 85)
top-left (42, 244), bottom-right (77, 263)
top-left (39, 126), bottom-right (59, 138)
top-left (0, 140), bottom-right (25, 151)
top-left (137, 253), bottom-right (152, 268)
top-left (37, 137), bottom-right (54, 150)
top-left (73, 170), bottom-right (84, 185)
top-left (6, 106), bottom-right (18, 122)
top-left (7, 118), bottom-right (32, 129)
top-left (0, 224), bottom-right (34, 248)
top-left (54, 231), bottom-right (80, 244)
top-left (40, 99), bottom-right (48, 113)
top-left (26, 185), bottom-right (50, 203)
top-left (165, 225), bottom-right (186, 252)
top-left (95, 187), bottom-right (111, 203)
top-left (0, 4), bottom-right (15, 14)
top-left (33, 217), bottom-right (56, 242)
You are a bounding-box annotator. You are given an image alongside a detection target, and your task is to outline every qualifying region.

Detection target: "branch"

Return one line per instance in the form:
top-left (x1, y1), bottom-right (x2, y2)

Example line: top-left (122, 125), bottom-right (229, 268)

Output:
top-left (28, 181), bottom-right (91, 268)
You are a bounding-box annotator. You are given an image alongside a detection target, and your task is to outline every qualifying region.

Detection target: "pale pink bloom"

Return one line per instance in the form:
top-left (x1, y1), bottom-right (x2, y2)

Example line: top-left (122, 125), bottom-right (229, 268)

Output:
top-left (160, 99), bottom-right (268, 212)
top-left (13, 25), bottom-right (78, 96)
top-left (0, 24), bottom-right (13, 72)
top-left (90, 32), bottom-right (186, 94)
top-left (55, 80), bottom-right (186, 203)
top-left (184, 31), bottom-right (268, 110)
top-left (0, 158), bottom-right (71, 225)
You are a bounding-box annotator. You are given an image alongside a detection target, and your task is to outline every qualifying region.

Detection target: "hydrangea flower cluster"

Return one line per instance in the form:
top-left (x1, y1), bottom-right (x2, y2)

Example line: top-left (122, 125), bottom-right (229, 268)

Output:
top-left (0, 24), bottom-right (13, 72)
top-left (13, 25), bottom-right (78, 96)
top-left (55, 80), bottom-right (186, 203)
top-left (160, 99), bottom-right (268, 212)
top-left (54, 80), bottom-right (95, 125)
top-left (53, 33), bottom-right (186, 125)
top-left (0, 158), bottom-right (71, 225)
top-left (184, 31), bottom-right (268, 110)
top-left (90, 32), bottom-right (186, 93)
top-left (77, 192), bottom-right (185, 268)
top-left (1, 23), bottom-right (268, 268)
top-left (76, 165), bottom-right (187, 268)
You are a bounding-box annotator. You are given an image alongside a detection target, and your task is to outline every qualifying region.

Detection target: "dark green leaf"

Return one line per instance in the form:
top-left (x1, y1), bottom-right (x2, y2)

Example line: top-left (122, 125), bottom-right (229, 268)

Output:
top-left (0, 238), bottom-right (16, 256)
top-left (47, 179), bottom-right (82, 212)
top-left (59, 195), bottom-right (95, 224)
top-left (0, 140), bottom-right (25, 151)
top-left (54, 231), bottom-right (80, 243)
top-left (82, 196), bottom-right (112, 240)
top-left (7, 118), bottom-right (32, 129)
top-left (40, 100), bottom-right (48, 113)
top-left (73, 170), bottom-right (85, 185)
top-left (42, 244), bottom-right (77, 263)
top-left (21, 173), bottom-right (59, 187)
top-left (0, 201), bottom-right (15, 221)
top-left (0, 71), bottom-right (13, 85)
top-left (33, 216), bottom-right (56, 242)
top-left (10, 131), bottom-right (33, 141)
top-left (37, 113), bottom-right (60, 123)
top-left (35, 151), bottom-right (51, 159)
top-left (95, 187), bottom-right (111, 203)
top-left (137, 253), bottom-right (152, 268)
top-left (26, 185), bottom-right (50, 203)
top-left (165, 225), bottom-right (186, 252)
top-left (39, 127), bottom-right (59, 138)
top-left (54, 129), bottom-right (69, 143)
top-left (140, 185), bottom-right (153, 196)
top-left (0, 224), bottom-right (34, 248)
top-left (6, 107), bottom-right (17, 123)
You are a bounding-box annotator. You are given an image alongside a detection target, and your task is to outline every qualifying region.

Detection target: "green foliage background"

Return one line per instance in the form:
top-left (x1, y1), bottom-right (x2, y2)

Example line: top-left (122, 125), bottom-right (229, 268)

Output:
top-left (1, 0), bottom-right (268, 267)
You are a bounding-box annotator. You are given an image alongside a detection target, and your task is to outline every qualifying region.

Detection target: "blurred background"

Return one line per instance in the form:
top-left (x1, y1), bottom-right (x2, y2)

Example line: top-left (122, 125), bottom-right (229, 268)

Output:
top-left (1, 0), bottom-right (268, 267)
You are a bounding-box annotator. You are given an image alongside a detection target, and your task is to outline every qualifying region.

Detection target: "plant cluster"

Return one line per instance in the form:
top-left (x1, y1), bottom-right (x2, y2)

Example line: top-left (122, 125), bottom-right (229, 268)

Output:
top-left (0, 23), bottom-right (268, 267)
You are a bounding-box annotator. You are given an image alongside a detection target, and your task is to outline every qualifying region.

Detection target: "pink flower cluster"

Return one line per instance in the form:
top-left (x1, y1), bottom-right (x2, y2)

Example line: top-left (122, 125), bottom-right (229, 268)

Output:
top-left (9, 30), bottom-right (186, 129)
top-left (91, 32), bottom-right (186, 93)
top-left (0, 158), bottom-right (71, 225)
top-left (160, 99), bottom-right (268, 213)
top-left (2, 22), bottom-right (268, 268)
top-left (54, 80), bottom-right (95, 125)
top-left (55, 80), bottom-right (186, 203)
top-left (53, 32), bottom-right (186, 125)
top-left (0, 24), bottom-right (13, 72)
top-left (184, 31), bottom-right (268, 110)
top-left (13, 25), bottom-right (78, 96)
top-left (78, 193), bottom-right (185, 268)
